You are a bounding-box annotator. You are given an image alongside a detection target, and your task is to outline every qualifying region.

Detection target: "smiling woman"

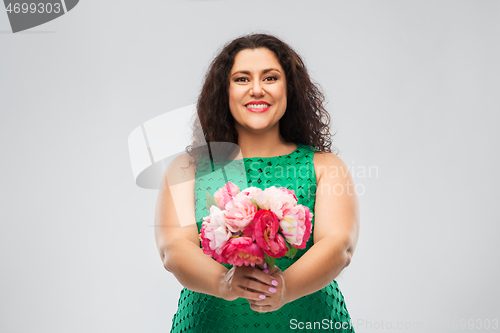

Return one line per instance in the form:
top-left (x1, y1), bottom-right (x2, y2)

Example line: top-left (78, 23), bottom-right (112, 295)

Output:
top-left (229, 48), bottom-right (288, 135)
top-left (154, 33), bottom-right (359, 333)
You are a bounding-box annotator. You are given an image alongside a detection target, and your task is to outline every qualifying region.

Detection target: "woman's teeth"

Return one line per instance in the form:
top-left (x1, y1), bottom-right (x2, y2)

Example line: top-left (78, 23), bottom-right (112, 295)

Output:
top-left (246, 104), bottom-right (269, 108)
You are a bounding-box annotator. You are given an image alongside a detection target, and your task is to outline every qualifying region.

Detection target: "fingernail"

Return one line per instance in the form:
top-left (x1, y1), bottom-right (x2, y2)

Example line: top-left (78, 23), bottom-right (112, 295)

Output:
top-left (263, 263), bottom-right (267, 269)
top-left (259, 294), bottom-right (266, 299)
top-left (263, 269), bottom-right (269, 274)
top-left (271, 280), bottom-right (278, 286)
top-left (269, 287), bottom-right (277, 293)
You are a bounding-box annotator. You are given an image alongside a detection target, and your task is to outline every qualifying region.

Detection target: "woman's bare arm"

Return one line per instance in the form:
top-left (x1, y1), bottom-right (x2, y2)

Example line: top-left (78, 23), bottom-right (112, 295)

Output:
top-left (154, 153), bottom-right (228, 297)
top-left (280, 151), bottom-right (360, 303)
top-left (154, 153), bottom-right (276, 301)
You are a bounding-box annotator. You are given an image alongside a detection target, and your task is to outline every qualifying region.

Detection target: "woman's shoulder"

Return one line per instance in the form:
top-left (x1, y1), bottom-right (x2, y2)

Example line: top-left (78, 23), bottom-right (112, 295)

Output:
top-left (312, 149), bottom-right (341, 163)
top-left (312, 150), bottom-right (351, 183)
top-left (163, 152), bottom-right (198, 185)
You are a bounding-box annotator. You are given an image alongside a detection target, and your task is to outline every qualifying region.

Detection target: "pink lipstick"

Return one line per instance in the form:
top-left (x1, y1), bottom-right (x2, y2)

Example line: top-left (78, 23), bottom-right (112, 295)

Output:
top-left (245, 100), bottom-right (271, 113)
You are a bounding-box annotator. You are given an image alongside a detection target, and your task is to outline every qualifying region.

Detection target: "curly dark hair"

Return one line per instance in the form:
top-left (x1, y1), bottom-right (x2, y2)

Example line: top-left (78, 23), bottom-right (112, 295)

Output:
top-left (185, 33), bottom-right (337, 168)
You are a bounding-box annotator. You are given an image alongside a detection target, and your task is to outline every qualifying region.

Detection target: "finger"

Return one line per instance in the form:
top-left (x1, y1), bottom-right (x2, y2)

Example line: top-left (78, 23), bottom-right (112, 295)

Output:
top-left (248, 298), bottom-right (265, 306)
top-left (257, 262), bottom-right (281, 275)
top-left (237, 279), bottom-right (278, 297)
top-left (238, 277), bottom-right (278, 295)
top-left (241, 285), bottom-right (276, 297)
top-left (256, 262), bottom-right (271, 274)
top-left (266, 265), bottom-right (280, 275)
top-left (248, 294), bottom-right (275, 307)
top-left (257, 261), bottom-right (267, 270)
top-left (237, 286), bottom-right (268, 302)
top-left (244, 267), bottom-right (279, 287)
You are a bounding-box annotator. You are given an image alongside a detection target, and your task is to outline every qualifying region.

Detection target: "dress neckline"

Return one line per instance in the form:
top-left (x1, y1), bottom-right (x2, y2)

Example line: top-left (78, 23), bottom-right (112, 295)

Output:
top-left (241, 143), bottom-right (302, 160)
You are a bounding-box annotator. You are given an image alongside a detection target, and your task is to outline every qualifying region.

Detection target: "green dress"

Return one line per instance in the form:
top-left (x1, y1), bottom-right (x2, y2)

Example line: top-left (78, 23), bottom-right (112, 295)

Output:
top-left (170, 143), bottom-right (355, 332)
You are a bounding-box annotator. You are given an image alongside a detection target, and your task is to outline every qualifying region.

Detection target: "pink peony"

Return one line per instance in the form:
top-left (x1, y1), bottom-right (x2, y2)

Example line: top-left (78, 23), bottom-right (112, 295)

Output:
top-left (200, 206), bottom-right (232, 262)
top-left (223, 192), bottom-right (258, 233)
top-left (213, 181), bottom-right (240, 210)
top-left (241, 186), bottom-right (263, 200)
top-left (280, 205), bottom-right (313, 249)
top-left (245, 209), bottom-right (288, 258)
top-left (302, 206), bottom-right (313, 246)
top-left (221, 237), bottom-right (265, 266)
top-left (254, 186), bottom-right (297, 219)
top-left (277, 187), bottom-right (298, 201)
top-left (200, 225), bottom-right (225, 263)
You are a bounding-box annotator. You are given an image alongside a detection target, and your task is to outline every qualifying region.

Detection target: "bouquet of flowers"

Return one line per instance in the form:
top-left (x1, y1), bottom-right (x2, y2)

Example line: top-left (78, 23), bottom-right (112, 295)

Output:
top-left (199, 181), bottom-right (313, 268)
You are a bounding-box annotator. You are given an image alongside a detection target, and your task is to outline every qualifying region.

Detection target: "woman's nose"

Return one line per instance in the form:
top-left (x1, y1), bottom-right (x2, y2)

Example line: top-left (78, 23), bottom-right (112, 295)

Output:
top-left (250, 81), bottom-right (264, 97)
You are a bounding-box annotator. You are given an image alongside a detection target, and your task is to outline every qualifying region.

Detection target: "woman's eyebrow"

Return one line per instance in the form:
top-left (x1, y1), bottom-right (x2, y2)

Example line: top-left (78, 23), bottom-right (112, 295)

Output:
top-left (231, 68), bottom-right (281, 77)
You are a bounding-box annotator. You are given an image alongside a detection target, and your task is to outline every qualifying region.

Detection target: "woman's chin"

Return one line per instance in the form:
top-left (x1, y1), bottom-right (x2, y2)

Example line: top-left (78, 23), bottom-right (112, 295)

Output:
top-left (244, 123), bottom-right (276, 133)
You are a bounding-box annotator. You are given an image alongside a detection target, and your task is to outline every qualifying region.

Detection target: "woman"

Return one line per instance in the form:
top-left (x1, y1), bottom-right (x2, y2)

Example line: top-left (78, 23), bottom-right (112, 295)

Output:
top-left (155, 33), bottom-right (360, 332)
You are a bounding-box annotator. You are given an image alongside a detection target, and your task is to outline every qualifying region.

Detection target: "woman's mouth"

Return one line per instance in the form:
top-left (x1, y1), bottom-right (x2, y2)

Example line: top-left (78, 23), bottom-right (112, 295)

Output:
top-left (245, 102), bottom-right (271, 113)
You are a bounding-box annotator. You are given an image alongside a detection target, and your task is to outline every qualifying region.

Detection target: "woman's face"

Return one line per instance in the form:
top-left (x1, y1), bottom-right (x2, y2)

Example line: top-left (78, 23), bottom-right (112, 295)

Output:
top-left (228, 47), bottom-right (287, 134)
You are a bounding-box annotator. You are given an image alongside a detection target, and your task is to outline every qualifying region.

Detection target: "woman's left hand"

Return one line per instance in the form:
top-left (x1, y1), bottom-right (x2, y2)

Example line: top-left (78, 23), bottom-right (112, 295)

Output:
top-left (247, 263), bottom-right (287, 313)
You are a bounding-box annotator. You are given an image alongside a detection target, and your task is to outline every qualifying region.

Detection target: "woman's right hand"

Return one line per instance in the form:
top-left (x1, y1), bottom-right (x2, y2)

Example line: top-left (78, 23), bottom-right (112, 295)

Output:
top-left (218, 265), bottom-right (279, 302)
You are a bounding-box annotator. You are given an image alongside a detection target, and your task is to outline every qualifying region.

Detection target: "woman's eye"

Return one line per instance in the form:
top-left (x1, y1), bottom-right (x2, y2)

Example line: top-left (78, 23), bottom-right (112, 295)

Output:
top-left (234, 76), bottom-right (277, 83)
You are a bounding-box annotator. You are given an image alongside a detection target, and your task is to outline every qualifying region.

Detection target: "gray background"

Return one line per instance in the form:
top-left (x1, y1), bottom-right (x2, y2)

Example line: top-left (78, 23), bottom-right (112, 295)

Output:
top-left (1, 1), bottom-right (499, 332)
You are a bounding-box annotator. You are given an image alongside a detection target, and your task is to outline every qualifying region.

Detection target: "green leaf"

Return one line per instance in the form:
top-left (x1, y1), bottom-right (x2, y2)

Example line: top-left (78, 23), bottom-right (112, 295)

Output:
top-left (264, 254), bottom-right (276, 268)
top-left (285, 241), bottom-right (298, 259)
top-left (205, 191), bottom-right (220, 212)
top-left (249, 198), bottom-right (263, 210)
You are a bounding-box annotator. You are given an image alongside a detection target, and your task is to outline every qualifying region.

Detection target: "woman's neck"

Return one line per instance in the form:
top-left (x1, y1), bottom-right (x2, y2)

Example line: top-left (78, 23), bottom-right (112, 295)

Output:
top-left (235, 123), bottom-right (296, 159)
